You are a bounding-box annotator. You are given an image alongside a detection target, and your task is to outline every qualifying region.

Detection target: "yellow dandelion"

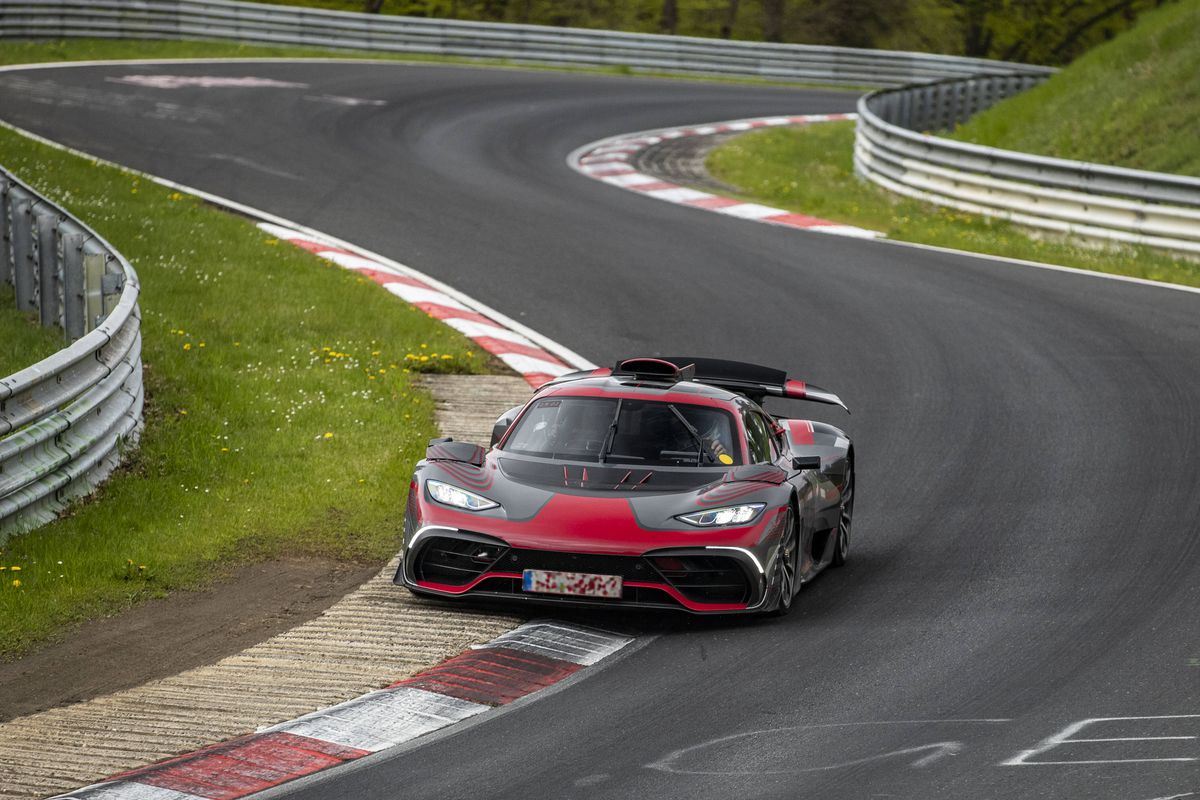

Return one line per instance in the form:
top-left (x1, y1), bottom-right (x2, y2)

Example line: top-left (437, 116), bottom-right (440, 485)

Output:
top-left (371, 351), bottom-right (381, 356)
top-left (221, 447), bottom-right (230, 453)
top-left (10, 566), bottom-right (20, 572)
top-left (441, 354), bottom-right (452, 360)
top-left (198, 342), bottom-right (206, 348)
top-left (138, 565), bottom-right (146, 572)
top-left (179, 409), bottom-right (188, 415)
top-left (419, 343), bottom-right (428, 349)
top-left (11, 579), bottom-right (20, 588)
top-left (323, 432), bottom-right (334, 439)
top-left (183, 342), bottom-right (192, 351)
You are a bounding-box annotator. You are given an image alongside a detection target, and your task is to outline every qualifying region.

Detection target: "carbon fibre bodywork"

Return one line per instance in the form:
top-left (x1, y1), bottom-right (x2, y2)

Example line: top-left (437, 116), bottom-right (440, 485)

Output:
top-left (394, 359), bottom-right (853, 614)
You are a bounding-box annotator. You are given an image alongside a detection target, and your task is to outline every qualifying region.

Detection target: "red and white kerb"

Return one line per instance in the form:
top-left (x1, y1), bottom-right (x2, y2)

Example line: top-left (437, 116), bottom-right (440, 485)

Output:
top-left (52, 622), bottom-right (632, 800)
top-left (258, 223), bottom-right (574, 388)
top-left (570, 114), bottom-right (880, 239)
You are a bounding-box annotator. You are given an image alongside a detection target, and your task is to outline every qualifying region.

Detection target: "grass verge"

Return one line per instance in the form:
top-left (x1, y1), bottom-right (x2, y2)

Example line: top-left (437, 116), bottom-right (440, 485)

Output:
top-left (949, 0), bottom-right (1200, 177)
top-left (0, 121), bottom-right (490, 661)
top-left (706, 122), bottom-right (1199, 287)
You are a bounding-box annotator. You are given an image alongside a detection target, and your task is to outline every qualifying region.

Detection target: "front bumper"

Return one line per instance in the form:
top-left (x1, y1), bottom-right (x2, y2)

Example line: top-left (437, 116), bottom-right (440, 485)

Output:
top-left (395, 526), bottom-right (768, 614)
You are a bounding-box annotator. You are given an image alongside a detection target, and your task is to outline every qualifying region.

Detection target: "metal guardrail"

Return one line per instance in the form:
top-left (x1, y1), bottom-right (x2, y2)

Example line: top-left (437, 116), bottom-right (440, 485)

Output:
top-left (0, 0), bottom-right (1054, 87)
top-left (855, 74), bottom-right (1200, 255)
top-left (0, 166), bottom-right (143, 541)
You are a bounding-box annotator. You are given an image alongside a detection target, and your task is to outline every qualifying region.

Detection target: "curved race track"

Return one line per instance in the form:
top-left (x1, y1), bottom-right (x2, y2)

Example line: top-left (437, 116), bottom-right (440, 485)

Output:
top-left (1, 61), bottom-right (1196, 799)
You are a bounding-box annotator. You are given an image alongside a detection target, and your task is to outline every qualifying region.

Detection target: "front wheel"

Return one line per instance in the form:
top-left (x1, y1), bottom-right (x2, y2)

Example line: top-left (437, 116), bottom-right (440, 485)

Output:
top-left (832, 465), bottom-right (853, 567)
top-left (768, 508), bottom-right (799, 616)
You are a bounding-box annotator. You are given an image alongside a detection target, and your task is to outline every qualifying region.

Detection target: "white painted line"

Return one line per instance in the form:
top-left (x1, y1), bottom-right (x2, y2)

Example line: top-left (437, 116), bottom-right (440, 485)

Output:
top-left (1003, 715), bottom-right (1200, 766)
top-left (382, 282), bottom-right (472, 311)
top-left (314, 250), bottom-right (402, 274)
top-left (441, 317), bottom-right (536, 346)
top-left (479, 621), bottom-right (634, 666)
top-left (56, 782), bottom-right (208, 800)
top-left (643, 187), bottom-right (711, 202)
top-left (809, 224), bottom-right (882, 239)
top-left (265, 688), bottom-right (488, 752)
top-left (496, 353), bottom-right (572, 378)
top-left (716, 202), bottom-right (790, 220)
top-left (603, 172), bottom-right (662, 187)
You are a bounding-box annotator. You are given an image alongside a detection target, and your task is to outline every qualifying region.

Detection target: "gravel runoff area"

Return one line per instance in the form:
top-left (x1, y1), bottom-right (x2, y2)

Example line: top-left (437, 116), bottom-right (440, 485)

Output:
top-left (0, 374), bottom-right (532, 800)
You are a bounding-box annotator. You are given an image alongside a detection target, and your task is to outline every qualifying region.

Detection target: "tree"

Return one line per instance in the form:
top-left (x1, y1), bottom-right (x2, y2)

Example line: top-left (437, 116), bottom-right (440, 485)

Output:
top-left (660, 0), bottom-right (678, 34)
top-left (762, 0), bottom-right (784, 42)
top-left (720, 0), bottom-right (741, 39)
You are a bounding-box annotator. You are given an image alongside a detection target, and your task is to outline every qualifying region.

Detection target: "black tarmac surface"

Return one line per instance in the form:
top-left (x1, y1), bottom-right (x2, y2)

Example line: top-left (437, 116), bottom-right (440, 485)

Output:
top-left (1, 60), bottom-right (1196, 799)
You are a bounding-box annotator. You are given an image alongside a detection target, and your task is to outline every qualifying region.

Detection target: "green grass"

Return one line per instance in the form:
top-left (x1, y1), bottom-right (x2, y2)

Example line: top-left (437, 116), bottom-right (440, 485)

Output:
top-left (0, 122), bottom-right (492, 660)
top-left (0, 285), bottom-right (64, 376)
top-left (949, 0), bottom-right (1200, 177)
top-left (707, 122), bottom-right (1200, 287)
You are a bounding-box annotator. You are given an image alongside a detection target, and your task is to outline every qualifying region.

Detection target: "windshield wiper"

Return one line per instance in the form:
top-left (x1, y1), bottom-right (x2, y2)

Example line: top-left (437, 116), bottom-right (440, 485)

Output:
top-left (598, 399), bottom-right (622, 464)
top-left (668, 404), bottom-right (711, 466)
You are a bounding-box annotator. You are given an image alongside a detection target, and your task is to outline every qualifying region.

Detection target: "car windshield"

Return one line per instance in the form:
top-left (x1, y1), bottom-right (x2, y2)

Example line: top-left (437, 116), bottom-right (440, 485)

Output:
top-left (503, 396), bottom-right (741, 466)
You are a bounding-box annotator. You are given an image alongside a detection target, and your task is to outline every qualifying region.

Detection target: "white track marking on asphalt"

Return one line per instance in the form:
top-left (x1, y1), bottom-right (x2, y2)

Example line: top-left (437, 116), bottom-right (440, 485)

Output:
top-left (204, 153), bottom-right (301, 180)
top-left (494, 353), bottom-right (573, 378)
top-left (265, 688), bottom-right (489, 752)
top-left (314, 250), bottom-right (402, 273)
top-left (107, 75), bottom-right (309, 89)
top-left (717, 202), bottom-right (792, 219)
top-left (302, 94), bottom-right (387, 106)
top-left (382, 282), bottom-right (473, 310)
top-left (603, 172), bottom-right (662, 187)
top-left (1002, 715), bottom-right (1200, 766)
top-left (648, 719), bottom-right (1011, 774)
top-left (440, 318), bottom-right (536, 346)
top-left (644, 187), bottom-right (711, 202)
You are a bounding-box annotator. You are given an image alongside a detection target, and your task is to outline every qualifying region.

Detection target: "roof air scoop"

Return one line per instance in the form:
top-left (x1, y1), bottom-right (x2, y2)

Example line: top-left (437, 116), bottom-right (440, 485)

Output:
top-left (615, 357), bottom-right (696, 383)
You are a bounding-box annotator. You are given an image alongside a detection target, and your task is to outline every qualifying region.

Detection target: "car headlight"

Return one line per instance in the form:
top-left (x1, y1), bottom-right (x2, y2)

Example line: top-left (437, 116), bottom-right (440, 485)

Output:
top-left (426, 479), bottom-right (499, 511)
top-left (677, 503), bottom-right (766, 527)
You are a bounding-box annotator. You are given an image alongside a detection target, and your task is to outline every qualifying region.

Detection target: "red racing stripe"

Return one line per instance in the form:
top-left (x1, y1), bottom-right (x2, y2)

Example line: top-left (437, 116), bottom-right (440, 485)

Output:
top-left (390, 646), bottom-right (582, 706)
top-left (113, 732), bottom-right (367, 800)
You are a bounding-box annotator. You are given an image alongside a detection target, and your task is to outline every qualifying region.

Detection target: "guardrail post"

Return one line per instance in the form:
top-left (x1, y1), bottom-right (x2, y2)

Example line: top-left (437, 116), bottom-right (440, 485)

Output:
top-left (35, 209), bottom-right (63, 330)
top-left (84, 247), bottom-right (106, 330)
top-left (61, 224), bottom-right (87, 339)
top-left (1, 176), bottom-right (11, 289)
top-left (10, 195), bottom-right (35, 312)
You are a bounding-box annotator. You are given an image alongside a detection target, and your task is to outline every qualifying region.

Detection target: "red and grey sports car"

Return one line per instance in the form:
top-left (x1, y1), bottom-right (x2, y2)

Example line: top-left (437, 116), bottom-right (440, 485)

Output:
top-left (394, 357), bottom-right (854, 615)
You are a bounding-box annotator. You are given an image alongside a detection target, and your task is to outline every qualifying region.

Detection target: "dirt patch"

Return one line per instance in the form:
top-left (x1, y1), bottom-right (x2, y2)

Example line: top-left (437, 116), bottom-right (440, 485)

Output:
top-left (0, 557), bottom-right (378, 722)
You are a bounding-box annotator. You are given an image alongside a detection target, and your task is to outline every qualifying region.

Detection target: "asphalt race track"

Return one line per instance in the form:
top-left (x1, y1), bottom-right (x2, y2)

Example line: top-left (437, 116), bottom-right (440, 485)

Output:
top-left (1, 61), bottom-right (1197, 799)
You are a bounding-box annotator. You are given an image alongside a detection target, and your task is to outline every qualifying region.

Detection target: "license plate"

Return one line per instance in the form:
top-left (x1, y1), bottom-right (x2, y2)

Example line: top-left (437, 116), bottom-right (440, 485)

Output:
top-left (522, 569), bottom-right (623, 599)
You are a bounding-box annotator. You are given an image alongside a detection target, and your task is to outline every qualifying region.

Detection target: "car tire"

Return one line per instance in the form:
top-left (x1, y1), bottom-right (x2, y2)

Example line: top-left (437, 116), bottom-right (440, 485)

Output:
top-left (832, 464), bottom-right (853, 567)
top-left (768, 507), bottom-right (800, 617)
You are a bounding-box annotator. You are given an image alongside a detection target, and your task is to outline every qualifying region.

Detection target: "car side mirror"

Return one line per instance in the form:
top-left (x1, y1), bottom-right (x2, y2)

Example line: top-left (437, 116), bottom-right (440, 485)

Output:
top-left (792, 455), bottom-right (822, 471)
top-left (490, 404), bottom-right (524, 448)
top-left (427, 438), bottom-right (486, 467)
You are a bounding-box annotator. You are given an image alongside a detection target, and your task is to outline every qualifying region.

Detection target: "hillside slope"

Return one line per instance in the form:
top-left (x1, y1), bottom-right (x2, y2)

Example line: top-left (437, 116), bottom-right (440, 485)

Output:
top-left (950, 0), bottom-right (1200, 176)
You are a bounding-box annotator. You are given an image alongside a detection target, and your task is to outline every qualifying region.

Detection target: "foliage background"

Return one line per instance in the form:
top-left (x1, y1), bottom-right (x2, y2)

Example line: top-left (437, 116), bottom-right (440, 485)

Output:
top-left (254, 0), bottom-right (1177, 65)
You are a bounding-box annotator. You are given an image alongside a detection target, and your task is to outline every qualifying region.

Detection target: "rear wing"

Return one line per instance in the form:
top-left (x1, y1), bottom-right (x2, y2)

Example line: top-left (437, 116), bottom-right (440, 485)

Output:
top-left (617, 356), bottom-right (849, 412)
